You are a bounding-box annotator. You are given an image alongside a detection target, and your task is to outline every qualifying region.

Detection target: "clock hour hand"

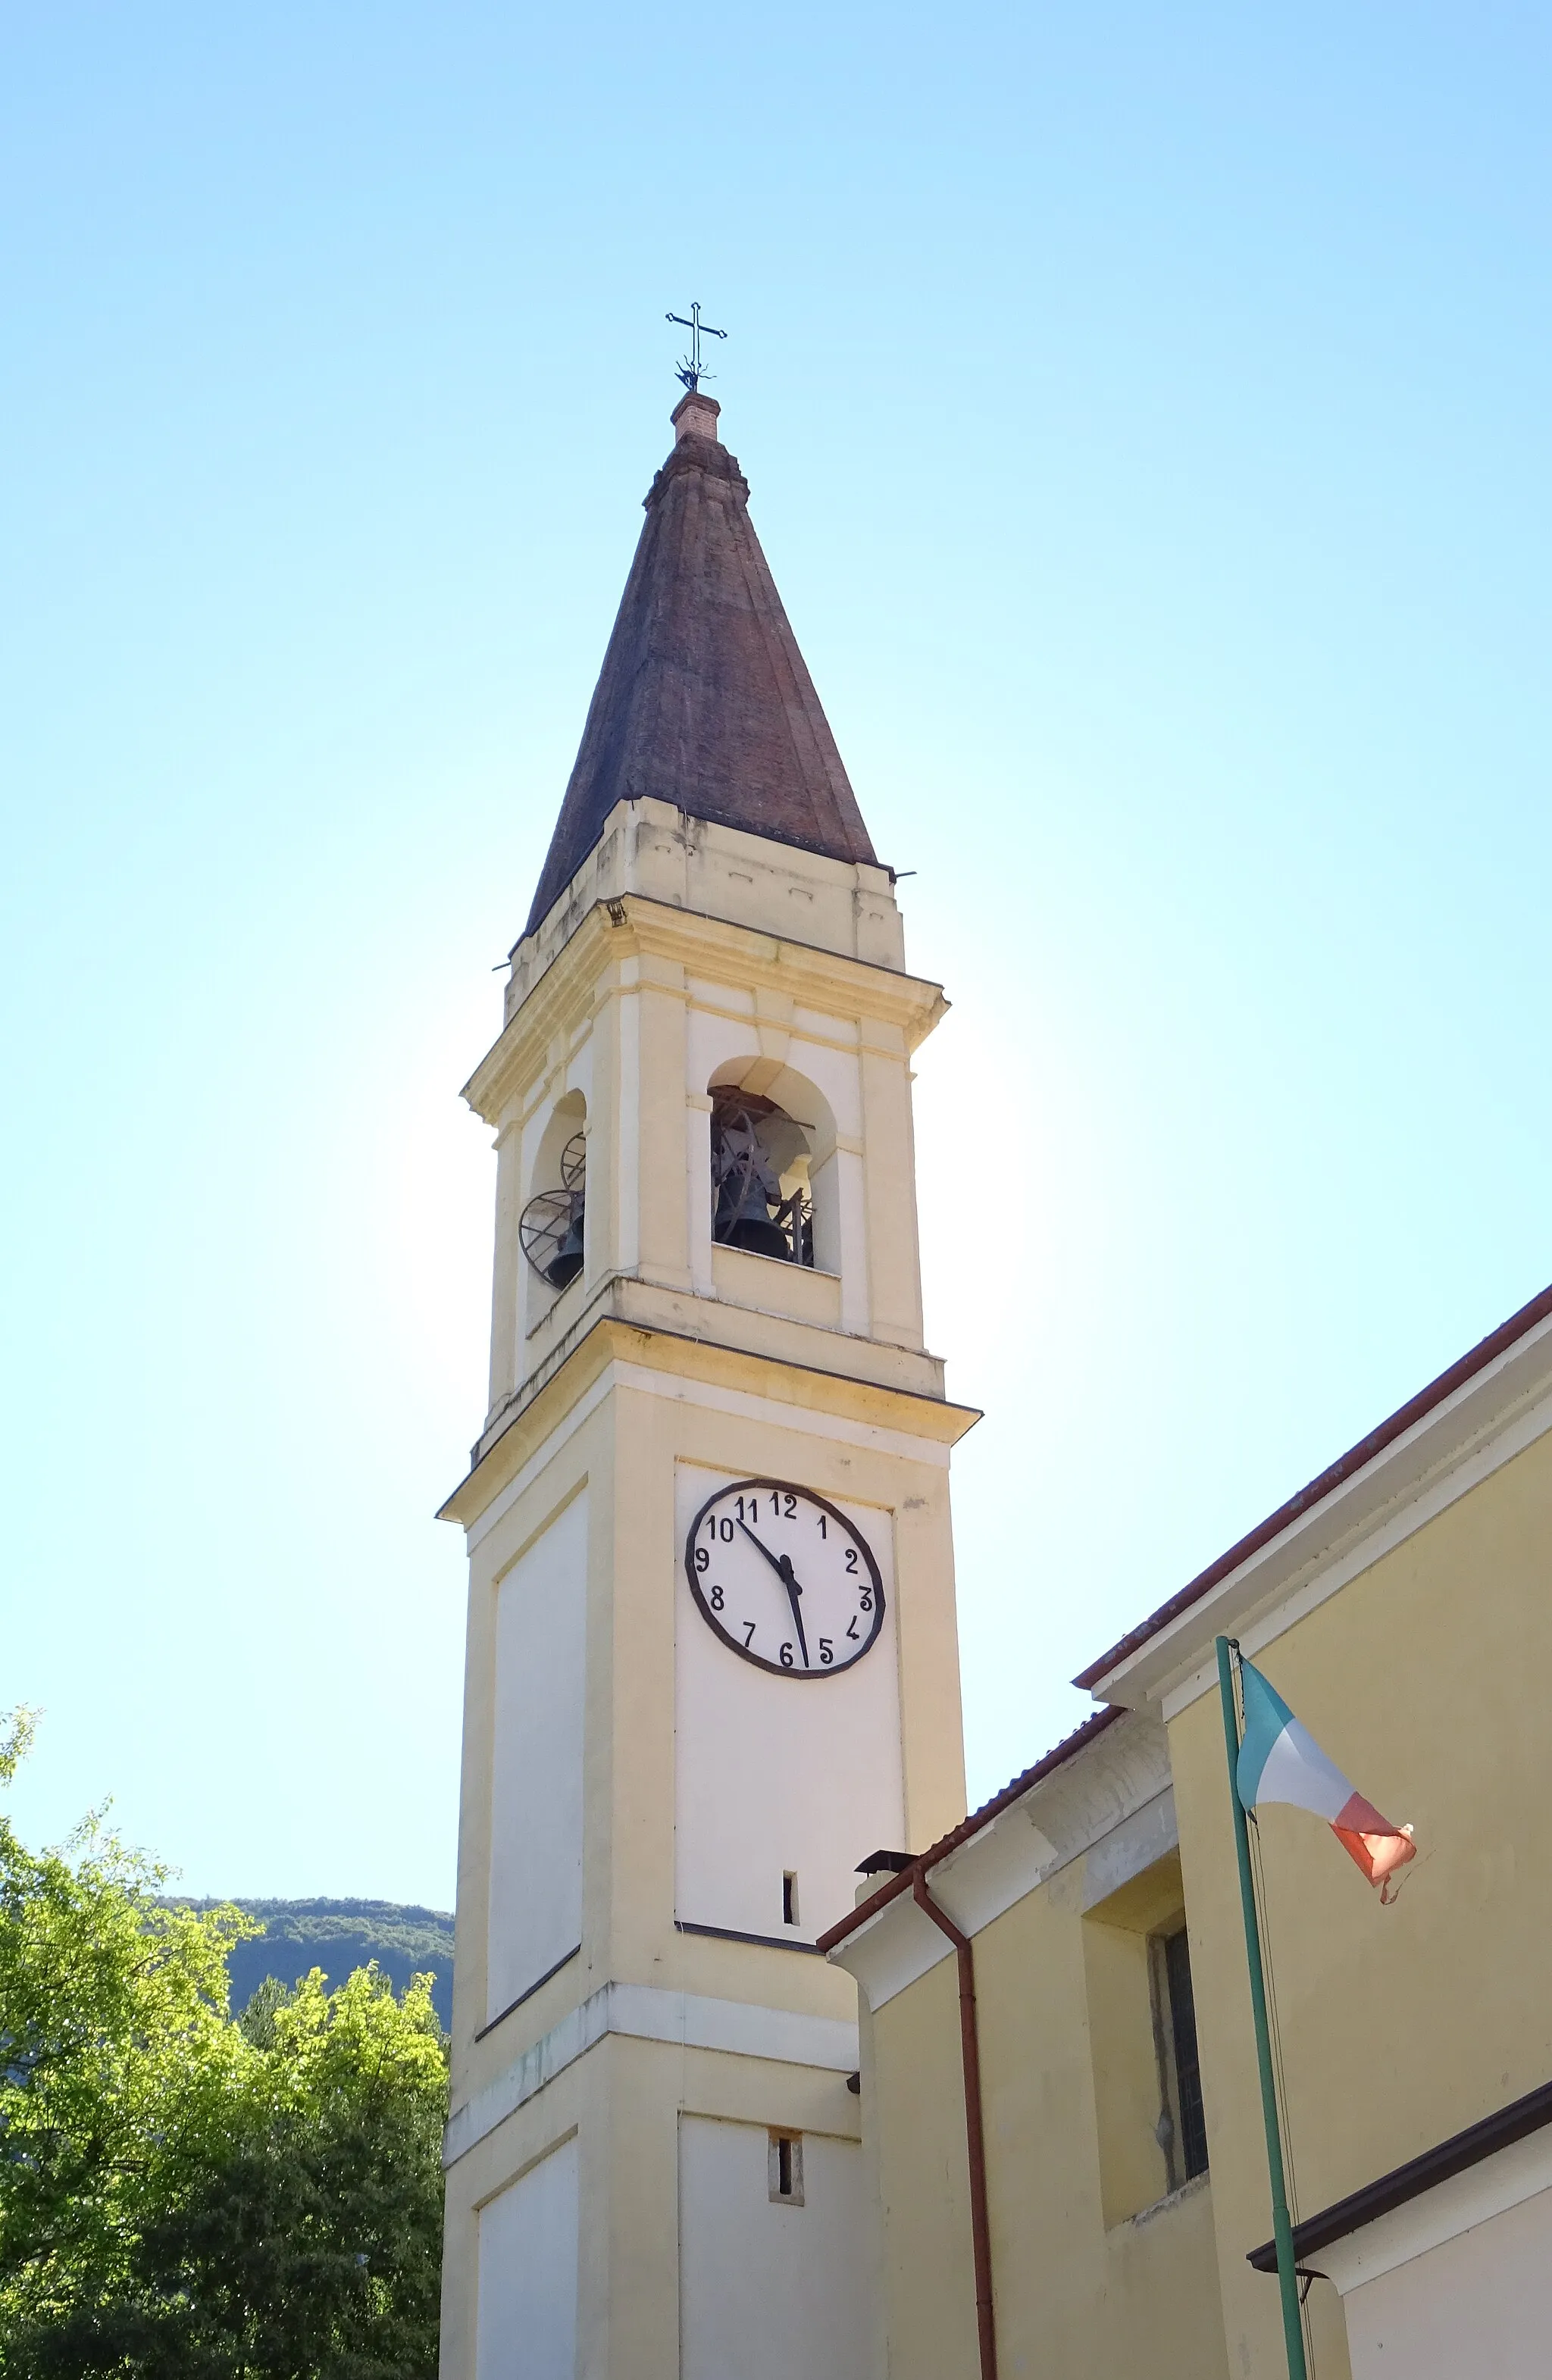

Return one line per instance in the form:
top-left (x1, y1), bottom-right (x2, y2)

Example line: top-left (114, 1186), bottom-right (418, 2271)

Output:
top-left (735, 1519), bottom-right (811, 1668)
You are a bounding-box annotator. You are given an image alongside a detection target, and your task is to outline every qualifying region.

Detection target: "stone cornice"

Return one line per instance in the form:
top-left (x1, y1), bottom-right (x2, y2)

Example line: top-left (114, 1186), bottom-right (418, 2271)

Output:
top-left (438, 1312), bottom-right (980, 1531)
top-left (462, 895), bottom-right (949, 1125)
top-left (443, 1981), bottom-right (860, 2170)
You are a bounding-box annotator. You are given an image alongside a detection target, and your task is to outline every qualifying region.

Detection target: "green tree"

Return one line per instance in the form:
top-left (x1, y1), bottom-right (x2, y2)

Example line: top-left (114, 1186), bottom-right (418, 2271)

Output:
top-left (0, 1713), bottom-right (448, 2378)
top-left (0, 1709), bottom-right (252, 2343)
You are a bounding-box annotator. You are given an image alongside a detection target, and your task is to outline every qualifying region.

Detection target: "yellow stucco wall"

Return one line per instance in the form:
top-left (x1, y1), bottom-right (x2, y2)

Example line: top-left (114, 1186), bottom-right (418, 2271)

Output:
top-left (1170, 1419), bottom-right (1552, 2378)
top-left (855, 1385), bottom-right (1552, 2380)
top-left (869, 1956), bottom-right (978, 2377)
top-left (868, 1839), bottom-right (1230, 2380)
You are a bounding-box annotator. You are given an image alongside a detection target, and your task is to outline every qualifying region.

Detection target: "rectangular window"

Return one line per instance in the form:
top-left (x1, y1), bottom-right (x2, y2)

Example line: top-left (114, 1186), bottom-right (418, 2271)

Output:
top-left (768, 2130), bottom-right (804, 2206)
top-left (782, 1872), bottom-right (799, 1927)
top-left (1162, 1926), bottom-right (1209, 2181)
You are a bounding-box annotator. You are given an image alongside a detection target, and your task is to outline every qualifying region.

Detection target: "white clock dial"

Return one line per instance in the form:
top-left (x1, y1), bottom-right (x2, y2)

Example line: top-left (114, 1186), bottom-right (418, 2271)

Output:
top-left (684, 1479), bottom-right (885, 1678)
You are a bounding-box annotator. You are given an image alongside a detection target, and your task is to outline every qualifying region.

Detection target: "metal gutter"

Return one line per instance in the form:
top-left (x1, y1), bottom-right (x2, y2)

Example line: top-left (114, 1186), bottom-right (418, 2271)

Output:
top-left (815, 1709), bottom-right (1131, 2380)
top-left (912, 1873), bottom-right (998, 2380)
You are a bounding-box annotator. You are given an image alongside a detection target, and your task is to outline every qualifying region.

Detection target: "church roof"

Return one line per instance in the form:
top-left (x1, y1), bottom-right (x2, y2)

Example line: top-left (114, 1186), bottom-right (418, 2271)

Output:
top-left (524, 391), bottom-right (878, 937)
top-left (1073, 1270), bottom-right (1552, 1692)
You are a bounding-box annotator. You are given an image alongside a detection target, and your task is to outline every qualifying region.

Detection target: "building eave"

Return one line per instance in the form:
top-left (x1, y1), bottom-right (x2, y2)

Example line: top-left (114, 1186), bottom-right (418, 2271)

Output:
top-left (1075, 1281), bottom-right (1552, 1712)
top-left (816, 1707), bottom-right (1125, 1957)
top-left (1247, 2075), bottom-right (1552, 2273)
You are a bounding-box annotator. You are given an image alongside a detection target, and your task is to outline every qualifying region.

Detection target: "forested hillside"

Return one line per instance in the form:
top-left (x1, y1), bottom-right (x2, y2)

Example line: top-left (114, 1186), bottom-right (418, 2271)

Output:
top-left (174, 1897), bottom-right (455, 2029)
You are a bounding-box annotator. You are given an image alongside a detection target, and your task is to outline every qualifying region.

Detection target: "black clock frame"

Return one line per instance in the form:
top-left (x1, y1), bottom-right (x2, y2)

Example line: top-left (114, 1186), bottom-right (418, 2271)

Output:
top-left (684, 1476), bottom-right (886, 1678)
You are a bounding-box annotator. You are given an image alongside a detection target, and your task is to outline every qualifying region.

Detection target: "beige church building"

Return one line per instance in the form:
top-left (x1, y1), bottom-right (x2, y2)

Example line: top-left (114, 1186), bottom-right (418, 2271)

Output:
top-left (436, 386), bottom-right (1552, 2380)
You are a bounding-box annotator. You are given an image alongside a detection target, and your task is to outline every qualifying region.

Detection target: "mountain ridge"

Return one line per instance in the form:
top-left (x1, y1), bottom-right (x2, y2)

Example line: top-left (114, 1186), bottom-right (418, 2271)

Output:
top-left (168, 1896), bottom-right (455, 2031)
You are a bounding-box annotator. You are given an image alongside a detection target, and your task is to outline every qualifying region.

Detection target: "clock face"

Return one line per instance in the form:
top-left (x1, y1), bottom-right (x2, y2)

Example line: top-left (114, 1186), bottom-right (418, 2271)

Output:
top-left (684, 1478), bottom-right (885, 1678)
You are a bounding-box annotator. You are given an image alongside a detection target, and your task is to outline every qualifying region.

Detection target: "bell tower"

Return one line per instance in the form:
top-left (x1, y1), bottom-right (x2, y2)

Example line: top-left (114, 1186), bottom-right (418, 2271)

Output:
top-left (438, 389), bottom-right (975, 2380)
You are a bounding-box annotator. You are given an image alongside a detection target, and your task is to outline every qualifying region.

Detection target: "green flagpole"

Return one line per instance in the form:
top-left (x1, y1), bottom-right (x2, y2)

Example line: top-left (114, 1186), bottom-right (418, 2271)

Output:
top-left (1216, 1634), bottom-right (1308, 2380)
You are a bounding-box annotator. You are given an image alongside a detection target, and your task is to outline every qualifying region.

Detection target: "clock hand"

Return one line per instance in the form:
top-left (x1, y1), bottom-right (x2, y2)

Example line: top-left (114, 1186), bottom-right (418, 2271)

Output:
top-left (735, 1517), bottom-right (794, 1586)
top-left (736, 1520), bottom-right (811, 1667)
top-left (781, 1562), bottom-right (811, 1669)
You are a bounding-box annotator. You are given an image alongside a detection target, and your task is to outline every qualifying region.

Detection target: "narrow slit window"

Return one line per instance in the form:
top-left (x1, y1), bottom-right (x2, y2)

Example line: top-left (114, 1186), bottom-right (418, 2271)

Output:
top-left (782, 1872), bottom-right (799, 1927)
top-left (768, 2130), bottom-right (804, 2206)
top-left (1163, 1927), bottom-right (1209, 2181)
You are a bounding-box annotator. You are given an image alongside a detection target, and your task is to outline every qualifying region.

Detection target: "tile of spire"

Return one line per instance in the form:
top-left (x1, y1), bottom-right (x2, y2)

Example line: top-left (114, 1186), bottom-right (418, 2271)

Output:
top-left (524, 392), bottom-right (878, 938)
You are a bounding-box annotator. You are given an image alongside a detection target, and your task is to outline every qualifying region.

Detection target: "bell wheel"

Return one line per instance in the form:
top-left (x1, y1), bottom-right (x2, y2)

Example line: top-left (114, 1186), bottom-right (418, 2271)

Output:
top-left (559, 1132), bottom-right (587, 1193)
top-left (520, 1187), bottom-right (584, 1288)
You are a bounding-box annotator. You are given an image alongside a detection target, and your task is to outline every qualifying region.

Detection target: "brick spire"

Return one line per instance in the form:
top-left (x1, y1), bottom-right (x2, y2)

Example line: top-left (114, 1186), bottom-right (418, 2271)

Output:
top-left (523, 392), bottom-right (878, 937)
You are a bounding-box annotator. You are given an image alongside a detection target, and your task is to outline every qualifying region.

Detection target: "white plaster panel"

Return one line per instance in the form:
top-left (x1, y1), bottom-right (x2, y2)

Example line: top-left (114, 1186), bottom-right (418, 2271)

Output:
top-left (487, 1493), bottom-right (587, 2022)
top-left (616, 993), bottom-right (640, 1271)
top-left (687, 1003), bottom-right (759, 1095)
top-left (687, 976), bottom-right (756, 1021)
top-left (685, 1006), bottom-right (861, 1140)
top-left (519, 1099), bottom-right (547, 1200)
top-left (1319, 2125), bottom-right (1552, 2296)
top-left (570, 1040), bottom-right (593, 1112)
top-left (475, 2131), bottom-right (579, 2380)
top-left (674, 1464), bottom-right (905, 1947)
top-left (679, 2116), bottom-right (868, 2380)
top-left (924, 1807), bottom-right (1060, 1942)
top-left (834, 1149), bottom-right (870, 1337)
top-left (515, 1102), bottom-right (547, 1352)
top-left (686, 1099), bottom-right (714, 1295)
top-left (784, 1032), bottom-right (862, 1141)
top-left (793, 1005), bottom-right (859, 1047)
top-left (830, 1895), bottom-right (955, 2011)
top-left (1339, 2168), bottom-right (1552, 2379)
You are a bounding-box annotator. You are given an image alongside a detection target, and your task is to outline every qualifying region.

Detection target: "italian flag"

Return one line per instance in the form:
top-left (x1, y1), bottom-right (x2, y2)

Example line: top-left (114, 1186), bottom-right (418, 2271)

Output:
top-left (1236, 1659), bottom-right (1416, 1897)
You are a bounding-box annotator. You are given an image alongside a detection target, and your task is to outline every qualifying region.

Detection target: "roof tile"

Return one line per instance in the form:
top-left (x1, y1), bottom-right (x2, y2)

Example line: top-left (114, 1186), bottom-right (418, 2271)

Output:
top-left (524, 394), bottom-right (877, 936)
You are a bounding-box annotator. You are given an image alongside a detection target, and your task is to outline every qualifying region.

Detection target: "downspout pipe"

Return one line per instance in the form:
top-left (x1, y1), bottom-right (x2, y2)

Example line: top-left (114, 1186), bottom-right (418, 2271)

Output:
top-left (912, 1872), bottom-right (998, 2380)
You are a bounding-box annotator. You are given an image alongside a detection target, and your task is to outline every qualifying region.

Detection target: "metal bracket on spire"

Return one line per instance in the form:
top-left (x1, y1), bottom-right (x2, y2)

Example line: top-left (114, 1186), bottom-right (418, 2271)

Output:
top-left (665, 302), bottom-right (727, 392)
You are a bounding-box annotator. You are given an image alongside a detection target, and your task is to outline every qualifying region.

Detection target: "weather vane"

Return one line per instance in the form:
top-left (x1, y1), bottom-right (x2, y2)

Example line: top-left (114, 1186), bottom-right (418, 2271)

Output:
top-left (665, 302), bottom-right (727, 393)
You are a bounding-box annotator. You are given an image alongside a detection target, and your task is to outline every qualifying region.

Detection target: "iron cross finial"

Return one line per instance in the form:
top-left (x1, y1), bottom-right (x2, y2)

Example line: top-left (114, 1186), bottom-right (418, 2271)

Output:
top-left (665, 302), bottom-right (728, 393)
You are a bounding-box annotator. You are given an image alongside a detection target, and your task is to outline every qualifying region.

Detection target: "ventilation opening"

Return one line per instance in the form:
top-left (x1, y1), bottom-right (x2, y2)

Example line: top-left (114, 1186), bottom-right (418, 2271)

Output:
top-left (782, 1872), bottom-right (799, 1928)
top-left (768, 2131), bottom-right (804, 2206)
top-left (710, 1090), bottom-right (814, 1266)
top-left (519, 1122), bottom-right (587, 1293)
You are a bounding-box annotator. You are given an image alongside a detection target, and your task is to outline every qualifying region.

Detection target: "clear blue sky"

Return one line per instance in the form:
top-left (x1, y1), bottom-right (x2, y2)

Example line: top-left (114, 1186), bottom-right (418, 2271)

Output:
top-left (5, 4), bottom-right (1549, 1904)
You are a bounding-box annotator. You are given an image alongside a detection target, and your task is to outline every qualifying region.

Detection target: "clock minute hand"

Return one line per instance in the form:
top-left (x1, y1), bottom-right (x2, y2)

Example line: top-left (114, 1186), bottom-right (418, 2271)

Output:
top-left (736, 1519), bottom-right (811, 1667)
top-left (734, 1517), bottom-right (795, 1589)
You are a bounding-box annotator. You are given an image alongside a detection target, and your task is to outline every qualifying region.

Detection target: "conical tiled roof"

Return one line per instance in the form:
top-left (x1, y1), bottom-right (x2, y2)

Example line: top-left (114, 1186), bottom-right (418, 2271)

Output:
top-left (524, 392), bottom-right (878, 936)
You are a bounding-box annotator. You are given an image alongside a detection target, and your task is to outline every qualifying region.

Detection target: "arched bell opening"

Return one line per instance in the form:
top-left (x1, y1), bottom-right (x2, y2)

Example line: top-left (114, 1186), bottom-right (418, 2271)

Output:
top-left (706, 1062), bottom-right (837, 1273)
top-left (519, 1092), bottom-right (587, 1303)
